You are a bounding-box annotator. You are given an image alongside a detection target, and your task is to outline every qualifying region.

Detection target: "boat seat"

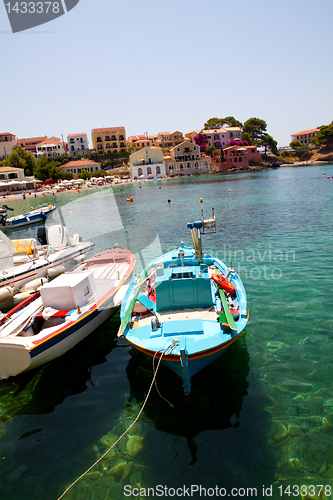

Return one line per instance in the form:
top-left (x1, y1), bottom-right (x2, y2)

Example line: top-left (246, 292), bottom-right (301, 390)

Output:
top-left (136, 294), bottom-right (156, 313)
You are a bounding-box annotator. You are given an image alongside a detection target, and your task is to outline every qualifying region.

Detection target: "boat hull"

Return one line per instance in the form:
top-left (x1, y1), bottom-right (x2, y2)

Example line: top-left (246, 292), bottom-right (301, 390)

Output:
top-left (0, 247), bottom-right (136, 379)
top-left (2, 206), bottom-right (56, 229)
top-left (120, 245), bottom-right (248, 395)
top-left (0, 241), bottom-right (94, 309)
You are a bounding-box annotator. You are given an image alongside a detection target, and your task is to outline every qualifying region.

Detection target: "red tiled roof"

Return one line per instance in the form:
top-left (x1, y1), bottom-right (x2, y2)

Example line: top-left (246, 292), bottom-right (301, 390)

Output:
top-left (291, 128), bottom-right (319, 136)
top-left (0, 132), bottom-right (15, 137)
top-left (92, 127), bottom-right (125, 133)
top-left (60, 159), bottom-right (100, 169)
top-left (18, 136), bottom-right (46, 143)
top-left (67, 133), bottom-right (87, 137)
top-left (35, 138), bottom-right (62, 146)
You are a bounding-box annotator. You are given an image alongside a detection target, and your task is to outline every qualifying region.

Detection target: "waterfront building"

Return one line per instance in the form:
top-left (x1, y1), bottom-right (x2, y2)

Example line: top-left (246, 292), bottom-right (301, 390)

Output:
top-left (186, 127), bottom-right (242, 149)
top-left (222, 145), bottom-right (262, 169)
top-left (152, 131), bottom-right (185, 150)
top-left (91, 127), bottom-right (126, 154)
top-left (291, 128), bottom-right (319, 145)
top-left (17, 136), bottom-right (47, 154)
top-left (59, 159), bottom-right (101, 178)
top-left (129, 147), bottom-right (166, 179)
top-left (127, 135), bottom-right (152, 151)
top-left (0, 133), bottom-right (17, 158)
top-left (35, 137), bottom-right (67, 159)
top-left (164, 141), bottom-right (212, 175)
top-left (67, 133), bottom-right (90, 156)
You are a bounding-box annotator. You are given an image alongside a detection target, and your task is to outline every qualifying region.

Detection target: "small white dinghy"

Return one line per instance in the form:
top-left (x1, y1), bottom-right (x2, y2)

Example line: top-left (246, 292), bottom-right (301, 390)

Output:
top-left (0, 225), bottom-right (94, 309)
top-left (0, 246), bottom-right (136, 379)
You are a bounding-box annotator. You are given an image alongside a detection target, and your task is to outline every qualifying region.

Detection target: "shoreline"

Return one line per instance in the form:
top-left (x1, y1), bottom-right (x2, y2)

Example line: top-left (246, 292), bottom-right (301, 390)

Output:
top-left (1, 160), bottom-right (331, 203)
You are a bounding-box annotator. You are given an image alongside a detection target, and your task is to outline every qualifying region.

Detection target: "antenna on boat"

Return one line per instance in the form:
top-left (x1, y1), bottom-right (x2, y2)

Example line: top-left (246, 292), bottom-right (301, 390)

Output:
top-left (187, 209), bottom-right (216, 263)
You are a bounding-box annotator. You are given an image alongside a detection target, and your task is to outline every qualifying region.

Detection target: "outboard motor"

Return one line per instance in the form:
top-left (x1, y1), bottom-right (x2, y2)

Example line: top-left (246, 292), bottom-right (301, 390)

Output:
top-left (37, 227), bottom-right (47, 246)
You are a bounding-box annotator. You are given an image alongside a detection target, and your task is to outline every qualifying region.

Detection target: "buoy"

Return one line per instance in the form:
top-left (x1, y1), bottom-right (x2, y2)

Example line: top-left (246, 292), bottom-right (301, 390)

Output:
top-left (159, 187), bottom-right (161, 189)
top-left (130, 196), bottom-right (133, 202)
top-left (229, 189), bottom-right (232, 192)
top-left (21, 277), bottom-right (47, 292)
top-left (328, 176), bottom-right (331, 179)
top-left (71, 254), bottom-right (85, 265)
top-left (22, 209), bottom-right (25, 213)
top-left (30, 206), bottom-right (34, 210)
top-left (47, 265), bottom-right (66, 278)
top-left (168, 199), bottom-right (171, 204)
top-left (323, 172), bottom-right (326, 175)
top-left (13, 291), bottom-right (33, 306)
top-left (0, 286), bottom-right (14, 302)
top-left (69, 211), bottom-right (72, 214)
top-left (200, 198), bottom-right (203, 203)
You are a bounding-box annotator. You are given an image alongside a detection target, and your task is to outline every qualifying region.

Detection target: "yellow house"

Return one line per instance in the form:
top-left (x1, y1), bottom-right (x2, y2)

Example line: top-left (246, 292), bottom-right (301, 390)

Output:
top-left (91, 127), bottom-right (126, 154)
top-left (129, 147), bottom-right (166, 179)
top-left (164, 141), bottom-right (211, 175)
top-left (153, 131), bottom-right (184, 150)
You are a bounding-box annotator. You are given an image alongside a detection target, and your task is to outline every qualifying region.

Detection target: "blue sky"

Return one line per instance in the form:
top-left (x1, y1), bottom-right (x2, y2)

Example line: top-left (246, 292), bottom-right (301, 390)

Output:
top-left (1, 0), bottom-right (332, 147)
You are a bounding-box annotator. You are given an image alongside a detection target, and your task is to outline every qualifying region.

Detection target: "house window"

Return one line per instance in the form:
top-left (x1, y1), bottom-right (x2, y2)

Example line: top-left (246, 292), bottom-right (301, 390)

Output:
top-left (193, 146), bottom-right (196, 150)
top-left (74, 169), bottom-right (76, 173)
top-left (187, 163), bottom-right (191, 169)
top-left (71, 146), bottom-right (74, 151)
top-left (156, 166), bottom-right (161, 175)
top-left (194, 162), bottom-right (199, 169)
top-left (135, 159), bottom-right (139, 164)
top-left (177, 148), bottom-right (180, 151)
top-left (138, 168), bottom-right (143, 176)
top-left (147, 167), bottom-right (152, 175)
top-left (179, 163), bottom-right (184, 170)
top-left (203, 161), bottom-right (208, 168)
top-left (78, 168), bottom-right (82, 173)
top-left (169, 164), bottom-right (174, 171)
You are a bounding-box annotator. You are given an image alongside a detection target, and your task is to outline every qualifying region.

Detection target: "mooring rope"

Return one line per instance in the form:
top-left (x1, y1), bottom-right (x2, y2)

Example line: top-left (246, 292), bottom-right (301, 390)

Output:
top-left (57, 339), bottom-right (179, 500)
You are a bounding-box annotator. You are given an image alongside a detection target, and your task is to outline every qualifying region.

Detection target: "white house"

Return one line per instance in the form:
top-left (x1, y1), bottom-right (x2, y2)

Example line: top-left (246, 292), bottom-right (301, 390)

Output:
top-left (35, 137), bottom-right (67, 158)
top-left (129, 147), bottom-right (166, 179)
top-left (67, 133), bottom-right (90, 156)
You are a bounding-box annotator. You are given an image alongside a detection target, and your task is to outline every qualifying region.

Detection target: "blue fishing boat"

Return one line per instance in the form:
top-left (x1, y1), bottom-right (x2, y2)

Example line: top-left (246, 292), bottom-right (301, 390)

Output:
top-left (0, 203), bottom-right (56, 229)
top-left (118, 210), bottom-right (248, 395)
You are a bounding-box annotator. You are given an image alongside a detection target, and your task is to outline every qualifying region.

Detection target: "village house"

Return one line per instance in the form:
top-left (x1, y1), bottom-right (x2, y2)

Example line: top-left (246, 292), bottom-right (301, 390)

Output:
top-left (59, 159), bottom-right (101, 178)
top-left (129, 147), bottom-right (165, 179)
top-left (0, 133), bottom-right (17, 159)
top-left (186, 127), bottom-right (242, 149)
top-left (222, 145), bottom-right (262, 169)
top-left (91, 127), bottom-right (126, 154)
top-left (127, 135), bottom-right (152, 151)
top-left (67, 133), bottom-right (90, 156)
top-left (164, 141), bottom-right (212, 175)
top-left (291, 128), bottom-right (319, 145)
top-left (35, 137), bottom-right (68, 159)
top-left (17, 136), bottom-right (47, 154)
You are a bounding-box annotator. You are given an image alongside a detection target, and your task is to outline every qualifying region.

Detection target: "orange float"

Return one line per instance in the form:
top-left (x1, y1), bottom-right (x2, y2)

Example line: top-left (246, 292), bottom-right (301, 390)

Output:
top-left (211, 273), bottom-right (236, 294)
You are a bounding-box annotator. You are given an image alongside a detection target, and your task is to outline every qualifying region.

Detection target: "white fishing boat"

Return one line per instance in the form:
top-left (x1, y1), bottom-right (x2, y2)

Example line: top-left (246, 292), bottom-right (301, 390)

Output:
top-left (0, 203), bottom-right (56, 229)
top-left (0, 246), bottom-right (135, 379)
top-left (0, 225), bottom-right (94, 309)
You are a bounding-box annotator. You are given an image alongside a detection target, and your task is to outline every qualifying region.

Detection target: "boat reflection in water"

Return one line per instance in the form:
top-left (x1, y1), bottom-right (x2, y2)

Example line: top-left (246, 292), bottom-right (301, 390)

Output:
top-left (126, 331), bottom-right (250, 466)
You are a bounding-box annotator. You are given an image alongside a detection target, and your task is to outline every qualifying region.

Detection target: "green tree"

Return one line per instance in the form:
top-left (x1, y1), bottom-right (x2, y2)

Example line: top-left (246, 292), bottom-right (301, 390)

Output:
top-left (80, 169), bottom-right (91, 180)
top-left (289, 141), bottom-right (312, 160)
top-left (204, 145), bottom-right (217, 156)
top-left (34, 156), bottom-right (51, 181)
top-left (312, 122), bottom-right (333, 148)
top-left (260, 134), bottom-right (279, 155)
top-left (243, 118), bottom-right (267, 144)
top-left (2, 145), bottom-right (36, 175)
top-left (204, 116), bottom-right (242, 129)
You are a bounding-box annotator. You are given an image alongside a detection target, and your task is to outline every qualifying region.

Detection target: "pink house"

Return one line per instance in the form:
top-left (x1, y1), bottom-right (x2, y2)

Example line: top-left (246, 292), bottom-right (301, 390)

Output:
top-left (222, 145), bottom-right (262, 169)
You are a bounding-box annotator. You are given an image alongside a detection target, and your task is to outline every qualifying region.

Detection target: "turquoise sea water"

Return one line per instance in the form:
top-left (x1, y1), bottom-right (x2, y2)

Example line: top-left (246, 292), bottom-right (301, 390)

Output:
top-left (1, 165), bottom-right (333, 499)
